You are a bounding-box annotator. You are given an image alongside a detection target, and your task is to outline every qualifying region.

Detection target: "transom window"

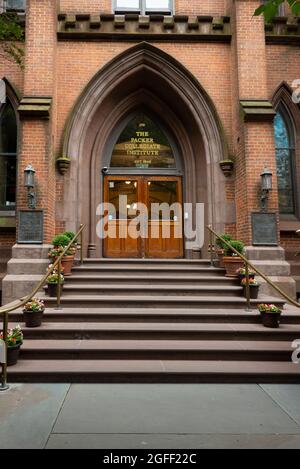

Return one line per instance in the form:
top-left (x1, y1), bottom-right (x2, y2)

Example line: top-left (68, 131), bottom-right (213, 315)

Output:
top-left (0, 99), bottom-right (17, 211)
top-left (274, 109), bottom-right (296, 215)
top-left (114, 0), bottom-right (173, 15)
top-left (111, 113), bottom-right (176, 169)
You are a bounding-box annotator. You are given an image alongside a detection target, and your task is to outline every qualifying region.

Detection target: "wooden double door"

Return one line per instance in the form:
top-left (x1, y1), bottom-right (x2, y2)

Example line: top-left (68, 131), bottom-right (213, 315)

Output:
top-left (103, 175), bottom-right (183, 258)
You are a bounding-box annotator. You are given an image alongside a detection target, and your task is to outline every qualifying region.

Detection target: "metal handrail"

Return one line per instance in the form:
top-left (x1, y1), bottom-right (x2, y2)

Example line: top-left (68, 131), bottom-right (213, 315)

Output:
top-left (207, 225), bottom-right (300, 309)
top-left (0, 223), bottom-right (85, 390)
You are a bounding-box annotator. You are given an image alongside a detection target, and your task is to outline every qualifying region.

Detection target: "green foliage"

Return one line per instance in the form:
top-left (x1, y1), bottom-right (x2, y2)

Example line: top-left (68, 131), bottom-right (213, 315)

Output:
top-left (216, 234), bottom-right (233, 250)
top-left (64, 231), bottom-right (76, 241)
top-left (0, 325), bottom-right (23, 346)
top-left (224, 239), bottom-right (245, 256)
top-left (52, 234), bottom-right (70, 247)
top-left (0, 13), bottom-right (24, 67)
top-left (254, 0), bottom-right (300, 22)
top-left (47, 272), bottom-right (64, 284)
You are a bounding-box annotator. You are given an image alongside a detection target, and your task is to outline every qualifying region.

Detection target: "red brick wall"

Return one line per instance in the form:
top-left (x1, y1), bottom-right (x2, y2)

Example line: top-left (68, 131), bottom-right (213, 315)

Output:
top-left (2, 0), bottom-right (300, 254)
top-left (17, 0), bottom-right (57, 243)
top-left (0, 232), bottom-right (16, 247)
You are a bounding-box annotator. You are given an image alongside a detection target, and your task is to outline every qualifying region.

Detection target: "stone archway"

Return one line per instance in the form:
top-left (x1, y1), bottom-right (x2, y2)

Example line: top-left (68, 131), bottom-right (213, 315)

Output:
top-left (61, 42), bottom-right (229, 257)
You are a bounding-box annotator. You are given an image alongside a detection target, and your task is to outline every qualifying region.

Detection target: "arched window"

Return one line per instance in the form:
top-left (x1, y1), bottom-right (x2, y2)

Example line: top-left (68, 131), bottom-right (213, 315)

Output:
top-left (110, 112), bottom-right (177, 170)
top-left (0, 99), bottom-right (17, 210)
top-left (274, 108), bottom-right (296, 215)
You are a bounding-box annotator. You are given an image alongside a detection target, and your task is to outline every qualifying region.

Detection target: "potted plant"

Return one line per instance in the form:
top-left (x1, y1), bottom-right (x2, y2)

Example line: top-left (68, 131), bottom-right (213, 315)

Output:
top-left (222, 239), bottom-right (245, 277)
top-left (49, 233), bottom-right (74, 276)
top-left (63, 231), bottom-right (77, 265)
top-left (0, 325), bottom-right (23, 366)
top-left (241, 277), bottom-right (260, 299)
top-left (236, 267), bottom-right (256, 282)
top-left (258, 303), bottom-right (282, 328)
top-left (22, 298), bottom-right (45, 328)
top-left (216, 234), bottom-right (233, 268)
top-left (47, 271), bottom-right (64, 297)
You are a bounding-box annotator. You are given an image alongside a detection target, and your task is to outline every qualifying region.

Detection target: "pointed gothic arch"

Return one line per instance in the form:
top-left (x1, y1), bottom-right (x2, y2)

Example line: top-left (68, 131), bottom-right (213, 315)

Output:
top-left (272, 82), bottom-right (300, 218)
top-left (61, 42), bottom-right (230, 257)
top-left (0, 78), bottom-right (20, 213)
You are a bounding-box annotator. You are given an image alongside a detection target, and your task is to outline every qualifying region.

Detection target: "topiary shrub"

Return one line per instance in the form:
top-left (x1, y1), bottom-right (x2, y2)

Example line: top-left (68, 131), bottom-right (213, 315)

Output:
top-left (216, 234), bottom-right (233, 250)
top-left (225, 239), bottom-right (245, 257)
top-left (64, 231), bottom-right (76, 241)
top-left (52, 234), bottom-right (70, 247)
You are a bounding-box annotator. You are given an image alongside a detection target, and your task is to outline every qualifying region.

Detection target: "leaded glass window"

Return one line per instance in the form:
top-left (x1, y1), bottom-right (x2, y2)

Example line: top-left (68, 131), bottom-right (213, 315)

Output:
top-left (0, 100), bottom-right (17, 210)
top-left (274, 110), bottom-right (295, 215)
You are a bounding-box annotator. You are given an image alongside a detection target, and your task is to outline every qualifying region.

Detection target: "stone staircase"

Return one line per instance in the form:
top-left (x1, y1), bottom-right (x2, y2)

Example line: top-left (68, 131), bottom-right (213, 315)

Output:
top-left (6, 258), bottom-right (300, 383)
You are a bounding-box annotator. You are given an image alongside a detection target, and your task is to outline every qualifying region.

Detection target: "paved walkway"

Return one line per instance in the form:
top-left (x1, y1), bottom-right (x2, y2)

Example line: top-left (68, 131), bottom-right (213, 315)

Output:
top-left (1, 383), bottom-right (300, 448)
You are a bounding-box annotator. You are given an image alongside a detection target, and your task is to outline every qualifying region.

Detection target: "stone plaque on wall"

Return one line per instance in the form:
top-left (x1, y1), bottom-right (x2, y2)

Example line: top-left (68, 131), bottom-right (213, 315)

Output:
top-left (251, 212), bottom-right (278, 246)
top-left (18, 210), bottom-right (43, 244)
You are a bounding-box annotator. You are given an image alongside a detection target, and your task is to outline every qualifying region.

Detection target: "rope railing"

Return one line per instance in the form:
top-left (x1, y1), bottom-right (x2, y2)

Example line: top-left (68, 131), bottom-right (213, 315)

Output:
top-left (207, 225), bottom-right (300, 310)
top-left (0, 223), bottom-right (85, 391)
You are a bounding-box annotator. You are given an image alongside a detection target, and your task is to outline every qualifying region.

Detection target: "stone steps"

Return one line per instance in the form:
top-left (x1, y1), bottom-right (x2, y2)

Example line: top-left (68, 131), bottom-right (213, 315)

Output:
top-left (19, 339), bottom-right (295, 361)
top-left (8, 359), bottom-right (300, 383)
top-left (8, 321), bottom-right (300, 341)
top-left (8, 307), bottom-right (300, 324)
top-left (65, 274), bottom-right (236, 285)
top-left (6, 258), bottom-right (300, 384)
top-left (39, 294), bottom-right (286, 309)
top-left (54, 284), bottom-right (244, 297)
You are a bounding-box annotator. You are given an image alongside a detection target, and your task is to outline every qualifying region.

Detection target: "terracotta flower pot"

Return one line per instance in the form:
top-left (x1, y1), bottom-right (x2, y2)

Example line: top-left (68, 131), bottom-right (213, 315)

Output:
top-left (23, 308), bottom-right (45, 328)
top-left (47, 283), bottom-right (63, 297)
top-left (223, 257), bottom-right (244, 277)
top-left (243, 285), bottom-right (259, 299)
top-left (260, 311), bottom-right (281, 328)
top-left (7, 343), bottom-right (22, 366)
top-left (61, 255), bottom-right (74, 276)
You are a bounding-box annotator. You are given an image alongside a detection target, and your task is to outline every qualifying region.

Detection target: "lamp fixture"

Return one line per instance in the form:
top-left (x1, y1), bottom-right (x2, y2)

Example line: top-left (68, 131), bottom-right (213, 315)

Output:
top-left (24, 164), bottom-right (36, 210)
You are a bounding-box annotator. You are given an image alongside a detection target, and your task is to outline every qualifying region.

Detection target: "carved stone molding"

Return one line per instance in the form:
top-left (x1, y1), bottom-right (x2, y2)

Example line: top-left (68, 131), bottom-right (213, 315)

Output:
top-left (18, 97), bottom-right (52, 119)
top-left (57, 13), bottom-right (231, 42)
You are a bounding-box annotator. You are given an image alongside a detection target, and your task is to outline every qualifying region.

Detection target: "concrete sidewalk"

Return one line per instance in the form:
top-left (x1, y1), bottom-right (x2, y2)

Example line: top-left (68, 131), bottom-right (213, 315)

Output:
top-left (1, 383), bottom-right (300, 449)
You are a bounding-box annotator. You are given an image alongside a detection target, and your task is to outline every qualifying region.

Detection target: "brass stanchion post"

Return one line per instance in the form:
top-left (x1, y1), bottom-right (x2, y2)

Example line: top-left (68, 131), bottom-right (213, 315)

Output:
top-left (245, 262), bottom-right (251, 312)
top-left (0, 312), bottom-right (9, 391)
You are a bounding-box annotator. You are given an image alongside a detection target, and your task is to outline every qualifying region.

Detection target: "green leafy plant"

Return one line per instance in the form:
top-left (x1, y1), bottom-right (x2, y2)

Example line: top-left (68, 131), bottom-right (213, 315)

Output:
top-left (224, 239), bottom-right (245, 257)
top-left (64, 231), bottom-right (76, 241)
top-left (254, 0), bottom-right (300, 22)
top-left (52, 234), bottom-right (70, 247)
top-left (23, 298), bottom-right (44, 313)
top-left (47, 272), bottom-right (64, 285)
top-left (0, 325), bottom-right (23, 346)
top-left (0, 13), bottom-right (25, 67)
top-left (216, 234), bottom-right (233, 250)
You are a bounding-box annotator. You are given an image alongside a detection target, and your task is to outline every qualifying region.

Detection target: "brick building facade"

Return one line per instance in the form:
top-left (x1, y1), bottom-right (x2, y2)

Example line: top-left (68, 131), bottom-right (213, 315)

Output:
top-left (1, 0), bottom-right (300, 303)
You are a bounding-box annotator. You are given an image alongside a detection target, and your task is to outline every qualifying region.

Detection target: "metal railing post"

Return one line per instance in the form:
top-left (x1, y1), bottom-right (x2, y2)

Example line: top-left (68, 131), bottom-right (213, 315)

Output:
top-left (0, 312), bottom-right (9, 391)
top-left (56, 258), bottom-right (62, 310)
top-left (206, 225), bottom-right (300, 309)
top-left (80, 224), bottom-right (83, 265)
top-left (245, 262), bottom-right (251, 312)
top-left (209, 225), bottom-right (214, 267)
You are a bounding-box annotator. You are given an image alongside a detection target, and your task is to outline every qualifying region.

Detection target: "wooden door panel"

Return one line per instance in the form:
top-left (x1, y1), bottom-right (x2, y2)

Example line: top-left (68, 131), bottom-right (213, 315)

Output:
top-left (103, 175), bottom-right (183, 258)
top-left (103, 176), bottom-right (141, 258)
top-left (145, 177), bottom-right (183, 258)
